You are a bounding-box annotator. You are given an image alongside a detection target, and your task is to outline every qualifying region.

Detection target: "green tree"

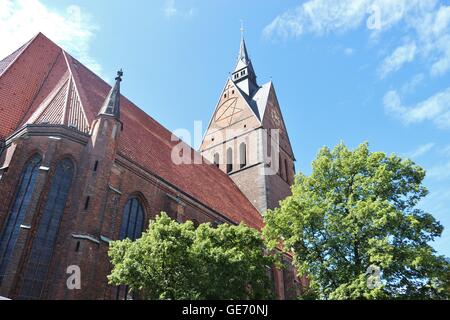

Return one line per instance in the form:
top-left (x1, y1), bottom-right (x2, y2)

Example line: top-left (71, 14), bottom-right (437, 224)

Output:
top-left (108, 213), bottom-right (275, 299)
top-left (263, 142), bottom-right (449, 300)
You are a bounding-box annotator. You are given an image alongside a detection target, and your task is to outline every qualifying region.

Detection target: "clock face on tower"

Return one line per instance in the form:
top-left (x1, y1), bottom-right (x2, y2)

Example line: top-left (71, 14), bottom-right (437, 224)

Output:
top-left (214, 96), bottom-right (242, 127)
top-left (271, 108), bottom-right (282, 129)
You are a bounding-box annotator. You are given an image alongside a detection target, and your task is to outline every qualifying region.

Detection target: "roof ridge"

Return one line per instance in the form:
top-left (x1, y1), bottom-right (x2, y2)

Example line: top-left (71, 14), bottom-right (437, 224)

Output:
top-left (26, 74), bottom-right (71, 125)
top-left (62, 51), bottom-right (91, 131)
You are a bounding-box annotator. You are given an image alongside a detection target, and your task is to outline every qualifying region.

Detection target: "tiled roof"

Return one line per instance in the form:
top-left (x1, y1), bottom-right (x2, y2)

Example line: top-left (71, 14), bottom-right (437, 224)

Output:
top-left (0, 33), bottom-right (264, 230)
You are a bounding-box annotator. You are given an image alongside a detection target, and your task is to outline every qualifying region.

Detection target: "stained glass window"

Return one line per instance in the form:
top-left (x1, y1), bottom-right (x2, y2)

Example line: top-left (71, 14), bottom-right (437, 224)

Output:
top-left (116, 197), bottom-right (145, 300)
top-left (0, 154), bottom-right (42, 285)
top-left (19, 158), bottom-right (74, 299)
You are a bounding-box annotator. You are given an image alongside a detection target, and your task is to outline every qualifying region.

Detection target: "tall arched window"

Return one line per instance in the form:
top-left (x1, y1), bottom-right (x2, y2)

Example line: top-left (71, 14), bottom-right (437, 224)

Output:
top-left (213, 153), bottom-right (219, 168)
top-left (117, 197), bottom-right (145, 300)
top-left (226, 148), bottom-right (233, 173)
top-left (19, 158), bottom-right (74, 299)
top-left (119, 197), bottom-right (145, 241)
top-left (239, 143), bottom-right (247, 169)
top-left (0, 154), bottom-right (42, 285)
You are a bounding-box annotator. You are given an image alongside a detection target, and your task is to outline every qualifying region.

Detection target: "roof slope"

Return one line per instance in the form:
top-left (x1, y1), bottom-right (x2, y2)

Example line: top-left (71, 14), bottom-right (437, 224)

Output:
top-left (0, 33), bottom-right (263, 230)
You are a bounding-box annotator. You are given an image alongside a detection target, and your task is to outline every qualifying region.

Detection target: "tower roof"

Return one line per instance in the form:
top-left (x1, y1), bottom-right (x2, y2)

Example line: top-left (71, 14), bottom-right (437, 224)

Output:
top-left (98, 69), bottom-right (122, 119)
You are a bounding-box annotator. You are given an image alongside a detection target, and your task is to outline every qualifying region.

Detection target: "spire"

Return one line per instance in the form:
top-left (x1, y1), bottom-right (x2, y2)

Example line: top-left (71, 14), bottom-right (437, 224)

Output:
top-left (232, 24), bottom-right (257, 96)
top-left (98, 69), bottom-right (123, 119)
top-left (236, 20), bottom-right (250, 67)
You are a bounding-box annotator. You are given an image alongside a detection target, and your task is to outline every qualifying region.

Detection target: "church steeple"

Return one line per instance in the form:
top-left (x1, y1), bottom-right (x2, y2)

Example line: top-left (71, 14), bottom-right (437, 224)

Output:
top-left (98, 69), bottom-right (123, 119)
top-left (231, 27), bottom-right (258, 97)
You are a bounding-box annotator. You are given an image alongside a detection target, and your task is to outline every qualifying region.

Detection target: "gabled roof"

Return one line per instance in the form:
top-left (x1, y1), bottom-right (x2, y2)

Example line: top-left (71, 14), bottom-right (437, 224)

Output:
top-left (25, 71), bottom-right (89, 133)
top-left (0, 33), bottom-right (263, 230)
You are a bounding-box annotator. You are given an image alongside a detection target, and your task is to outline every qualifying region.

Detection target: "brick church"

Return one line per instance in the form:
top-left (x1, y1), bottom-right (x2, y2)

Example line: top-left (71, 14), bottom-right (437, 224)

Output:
top-left (0, 32), bottom-right (299, 299)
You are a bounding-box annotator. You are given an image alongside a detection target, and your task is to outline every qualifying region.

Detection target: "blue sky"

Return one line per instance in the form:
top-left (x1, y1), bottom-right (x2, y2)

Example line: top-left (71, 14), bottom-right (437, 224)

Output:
top-left (0, 0), bottom-right (449, 256)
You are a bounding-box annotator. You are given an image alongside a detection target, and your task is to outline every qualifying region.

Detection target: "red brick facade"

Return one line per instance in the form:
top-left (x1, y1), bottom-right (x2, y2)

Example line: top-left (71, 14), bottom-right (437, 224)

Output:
top-left (0, 33), bottom-right (300, 299)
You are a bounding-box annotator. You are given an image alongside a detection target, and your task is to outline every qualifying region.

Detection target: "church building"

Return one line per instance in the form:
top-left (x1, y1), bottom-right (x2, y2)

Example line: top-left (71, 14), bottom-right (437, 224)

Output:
top-left (0, 32), bottom-right (299, 299)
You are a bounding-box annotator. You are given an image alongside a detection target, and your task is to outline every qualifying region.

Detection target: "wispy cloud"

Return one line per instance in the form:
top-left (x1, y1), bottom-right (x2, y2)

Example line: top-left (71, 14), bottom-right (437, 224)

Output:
top-left (263, 1), bottom-right (450, 79)
top-left (383, 87), bottom-right (450, 129)
top-left (403, 143), bottom-right (435, 159)
top-left (0, 0), bottom-right (101, 76)
top-left (401, 73), bottom-right (425, 94)
top-left (384, 87), bottom-right (450, 128)
top-left (162, 0), bottom-right (196, 19)
top-left (439, 145), bottom-right (450, 157)
top-left (427, 161), bottom-right (450, 180)
top-left (378, 42), bottom-right (417, 78)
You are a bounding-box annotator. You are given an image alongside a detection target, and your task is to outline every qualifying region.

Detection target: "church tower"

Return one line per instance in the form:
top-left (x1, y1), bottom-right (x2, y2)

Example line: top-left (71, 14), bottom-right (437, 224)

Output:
top-left (199, 33), bottom-right (296, 214)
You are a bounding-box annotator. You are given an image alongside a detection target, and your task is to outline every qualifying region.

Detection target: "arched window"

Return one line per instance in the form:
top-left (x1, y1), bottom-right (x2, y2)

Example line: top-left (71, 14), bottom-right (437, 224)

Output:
top-left (213, 153), bottom-right (219, 168)
top-left (226, 148), bottom-right (233, 173)
top-left (119, 197), bottom-right (145, 241)
top-left (19, 158), bottom-right (74, 299)
top-left (0, 154), bottom-right (42, 285)
top-left (239, 143), bottom-right (247, 169)
top-left (117, 197), bottom-right (145, 300)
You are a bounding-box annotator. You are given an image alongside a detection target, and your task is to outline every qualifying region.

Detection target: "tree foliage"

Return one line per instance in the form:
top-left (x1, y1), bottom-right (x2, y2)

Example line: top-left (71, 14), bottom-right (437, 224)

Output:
top-left (108, 213), bottom-right (275, 300)
top-left (263, 142), bottom-right (449, 299)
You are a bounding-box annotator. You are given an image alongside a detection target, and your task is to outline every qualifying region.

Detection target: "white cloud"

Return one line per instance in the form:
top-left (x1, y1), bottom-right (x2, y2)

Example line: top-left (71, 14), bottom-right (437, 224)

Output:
top-left (0, 0), bottom-right (101, 76)
top-left (344, 47), bottom-right (354, 55)
top-left (378, 42), bottom-right (417, 78)
top-left (263, 0), bottom-right (433, 39)
top-left (401, 73), bottom-right (425, 94)
top-left (163, 0), bottom-right (195, 19)
top-left (383, 87), bottom-right (450, 129)
top-left (404, 143), bottom-right (435, 159)
top-left (263, 0), bottom-right (450, 79)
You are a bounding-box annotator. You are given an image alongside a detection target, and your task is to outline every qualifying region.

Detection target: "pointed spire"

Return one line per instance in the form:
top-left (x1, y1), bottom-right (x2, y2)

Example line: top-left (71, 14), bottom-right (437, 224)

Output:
top-left (98, 69), bottom-right (123, 119)
top-left (232, 24), bottom-right (258, 96)
top-left (237, 20), bottom-right (250, 66)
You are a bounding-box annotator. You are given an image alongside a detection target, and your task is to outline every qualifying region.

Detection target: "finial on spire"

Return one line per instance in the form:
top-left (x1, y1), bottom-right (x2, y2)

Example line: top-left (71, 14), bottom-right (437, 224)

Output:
top-left (240, 19), bottom-right (244, 39)
top-left (115, 68), bottom-right (123, 82)
top-left (98, 69), bottom-right (122, 120)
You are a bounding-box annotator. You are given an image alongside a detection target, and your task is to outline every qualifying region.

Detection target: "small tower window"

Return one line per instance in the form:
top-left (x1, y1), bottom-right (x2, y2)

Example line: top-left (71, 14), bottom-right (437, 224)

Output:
top-left (226, 148), bottom-right (233, 173)
top-left (93, 160), bottom-right (99, 172)
top-left (213, 153), bottom-right (220, 168)
top-left (239, 143), bottom-right (247, 169)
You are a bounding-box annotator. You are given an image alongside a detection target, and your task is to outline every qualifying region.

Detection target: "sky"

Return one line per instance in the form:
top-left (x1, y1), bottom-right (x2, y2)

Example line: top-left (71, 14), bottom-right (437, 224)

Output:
top-left (0, 0), bottom-right (449, 256)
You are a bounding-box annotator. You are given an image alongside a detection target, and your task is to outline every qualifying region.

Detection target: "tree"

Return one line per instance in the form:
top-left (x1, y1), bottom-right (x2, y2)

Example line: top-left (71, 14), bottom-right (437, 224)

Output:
top-left (263, 142), bottom-right (449, 299)
top-left (108, 213), bottom-right (275, 300)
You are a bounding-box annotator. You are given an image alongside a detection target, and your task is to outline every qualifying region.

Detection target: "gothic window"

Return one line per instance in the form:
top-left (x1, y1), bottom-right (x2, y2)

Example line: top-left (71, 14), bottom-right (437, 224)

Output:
top-left (239, 143), bottom-right (247, 169)
top-left (0, 154), bottom-right (42, 285)
top-left (19, 158), bottom-right (74, 299)
top-left (117, 197), bottom-right (145, 300)
top-left (226, 148), bottom-right (233, 173)
top-left (119, 197), bottom-right (145, 241)
top-left (213, 153), bottom-right (220, 168)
